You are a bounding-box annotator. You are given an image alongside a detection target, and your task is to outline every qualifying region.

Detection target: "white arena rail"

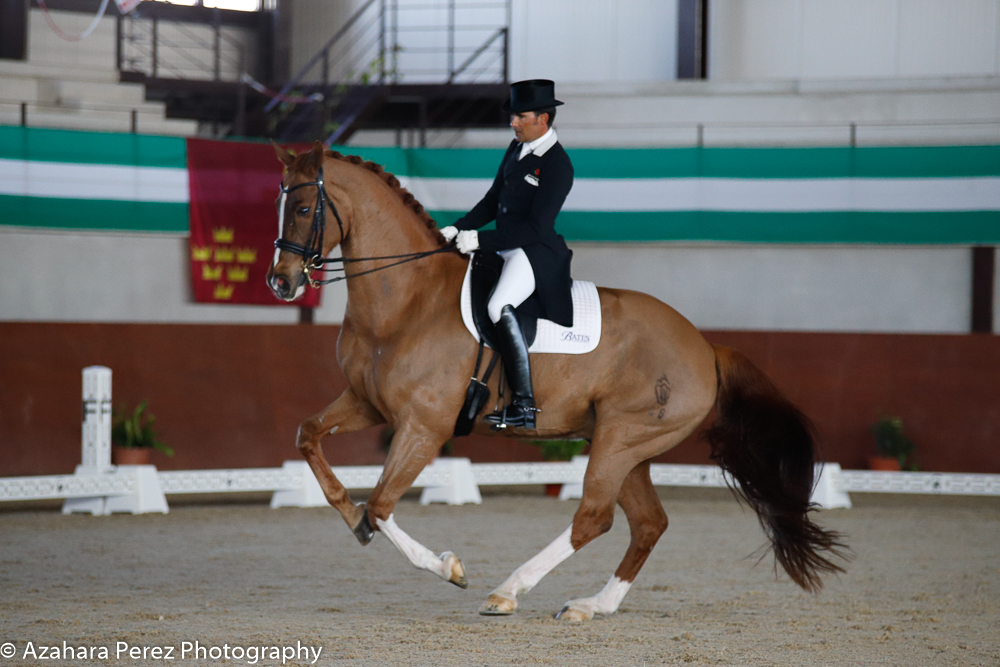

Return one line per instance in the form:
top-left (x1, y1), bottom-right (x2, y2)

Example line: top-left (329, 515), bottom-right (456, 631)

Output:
top-left (1, 367), bottom-right (998, 514)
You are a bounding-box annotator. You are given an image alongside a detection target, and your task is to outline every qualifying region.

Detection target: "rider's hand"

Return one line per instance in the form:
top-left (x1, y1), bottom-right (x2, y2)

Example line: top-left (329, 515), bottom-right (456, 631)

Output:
top-left (456, 230), bottom-right (479, 254)
top-left (439, 226), bottom-right (459, 242)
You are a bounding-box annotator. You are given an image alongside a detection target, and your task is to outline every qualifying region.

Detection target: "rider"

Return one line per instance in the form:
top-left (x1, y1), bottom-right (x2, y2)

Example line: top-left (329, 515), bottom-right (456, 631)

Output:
top-left (440, 79), bottom-right (575, 430)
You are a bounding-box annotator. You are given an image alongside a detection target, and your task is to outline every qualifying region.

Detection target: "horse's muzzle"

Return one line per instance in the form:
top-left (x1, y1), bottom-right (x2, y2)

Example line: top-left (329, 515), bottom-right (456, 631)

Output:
top-left (269, 272), bottom-right (303, 302)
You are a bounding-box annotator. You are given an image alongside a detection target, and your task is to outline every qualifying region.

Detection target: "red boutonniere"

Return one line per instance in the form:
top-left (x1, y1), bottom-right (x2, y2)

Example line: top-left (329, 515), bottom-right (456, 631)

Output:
top-left (534, 169), bottom-right (540, 175)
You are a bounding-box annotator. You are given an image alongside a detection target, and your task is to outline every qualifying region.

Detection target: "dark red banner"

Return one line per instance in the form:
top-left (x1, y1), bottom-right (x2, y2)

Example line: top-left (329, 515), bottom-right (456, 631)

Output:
top-left (186, 138), bottom-right (321, 307)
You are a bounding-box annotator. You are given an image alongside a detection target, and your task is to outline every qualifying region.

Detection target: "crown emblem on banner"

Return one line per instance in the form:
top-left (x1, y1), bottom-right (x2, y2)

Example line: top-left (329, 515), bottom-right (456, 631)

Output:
top-left (214, 284), bottom-right (235, 300)
top-left (226, 267), bottom-right (249, 282)
top-left (191, 246), bottom-right (212, 262)
top-left (202, 265), bottom-right (223, 281)
top-left (213, 247), bottom-right (235, 263)
top-left (212, 227), bottom-right (235, 243)
top-left (236, 248), bottom-right (258, 264)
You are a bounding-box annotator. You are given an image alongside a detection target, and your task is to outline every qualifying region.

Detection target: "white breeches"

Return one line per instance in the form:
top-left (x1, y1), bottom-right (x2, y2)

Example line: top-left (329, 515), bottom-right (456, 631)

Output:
top-left (488, 248), bottom-right (536, 323)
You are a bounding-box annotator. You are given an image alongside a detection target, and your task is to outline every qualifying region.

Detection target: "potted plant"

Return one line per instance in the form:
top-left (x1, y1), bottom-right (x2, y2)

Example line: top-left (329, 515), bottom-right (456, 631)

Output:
top-left (531, 439), bottom-right (588, 497)
top-left (869, 416), bottom-right (915, 471)
top-left (111, 400), bottom-right (173, 465)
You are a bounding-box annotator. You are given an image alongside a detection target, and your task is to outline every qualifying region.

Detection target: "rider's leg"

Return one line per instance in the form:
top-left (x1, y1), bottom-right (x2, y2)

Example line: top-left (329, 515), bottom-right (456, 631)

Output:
top-left (484, 249), bottom-right (538, 429)
top-left (487, 249), bottom-right (535, 323)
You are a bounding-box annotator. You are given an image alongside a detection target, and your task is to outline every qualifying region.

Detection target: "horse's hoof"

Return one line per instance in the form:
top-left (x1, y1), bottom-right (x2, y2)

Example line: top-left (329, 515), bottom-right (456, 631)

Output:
top-left (555, 605), bottom-right (594, 622)
top-left (478, 593), bottom-right (517, 615)
top-left (441, 551), bottom-right (468, 589)
top-left (351, 510), bottom-right (375, 546)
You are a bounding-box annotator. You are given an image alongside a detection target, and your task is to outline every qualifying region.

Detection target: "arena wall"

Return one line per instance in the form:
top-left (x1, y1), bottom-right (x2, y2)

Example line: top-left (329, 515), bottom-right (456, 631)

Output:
top-left (2, 129), bottom-right (997, 479)
top-left (709, 0), bottom-right (1000, 81)
top-left (285, 0), bottom-right (1000, 85)
top-left (1, 230), bottom-right (992, 335)
top-left (2, 322), bottom-right (998, 477)
top-left (3, 127), bottom-right (997, 333)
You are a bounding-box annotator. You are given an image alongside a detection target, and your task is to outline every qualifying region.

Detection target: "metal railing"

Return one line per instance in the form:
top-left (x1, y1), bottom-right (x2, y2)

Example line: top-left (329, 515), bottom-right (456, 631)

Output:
top-left (0, 99), bottom-right (194, 135)
top-left (266, 0), bottom-right (510, 113)
top-left (116, 11), bottom-right (251, 83)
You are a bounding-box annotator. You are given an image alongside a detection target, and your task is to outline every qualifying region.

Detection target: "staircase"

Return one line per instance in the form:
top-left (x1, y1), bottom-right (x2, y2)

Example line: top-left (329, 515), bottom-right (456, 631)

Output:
top-left (269, 0), bottom-right (511, 145)
top-left (0, 7), bottom-right (197, 136)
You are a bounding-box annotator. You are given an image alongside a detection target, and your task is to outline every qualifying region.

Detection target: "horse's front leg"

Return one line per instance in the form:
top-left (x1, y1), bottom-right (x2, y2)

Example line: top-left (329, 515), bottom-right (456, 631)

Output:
top-left (297, 387), bottom-right (386, 544)
top-left (366, 422), bottom-right (468, 588)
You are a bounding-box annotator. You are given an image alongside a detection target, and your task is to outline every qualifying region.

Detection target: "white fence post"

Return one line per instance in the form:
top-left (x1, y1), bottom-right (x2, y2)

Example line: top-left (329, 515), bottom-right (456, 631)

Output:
top-left (80, 366), bottom-right (113, 472)
top-left (62, 366), bottom-right (168, 515)
top-left (420, 458), bottom-right (482, 505)
top-left (270, 461), bottom-right (328, 508)
top-left (811, 463), bottom-right (852, 509)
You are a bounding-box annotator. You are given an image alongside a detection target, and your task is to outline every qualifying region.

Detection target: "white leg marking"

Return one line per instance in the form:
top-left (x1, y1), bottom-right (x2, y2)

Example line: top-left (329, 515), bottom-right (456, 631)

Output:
top-left (558, 576), bottom-right (633, 620)
top-left (376, 515), bottom-right (449, 580)
top-left (493, 525), bottom-right (575, 600)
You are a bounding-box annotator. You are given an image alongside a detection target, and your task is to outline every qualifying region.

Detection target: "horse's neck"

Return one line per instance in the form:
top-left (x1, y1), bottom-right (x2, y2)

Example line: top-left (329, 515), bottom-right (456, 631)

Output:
top-left (340, 181), bottom-right (457, 337)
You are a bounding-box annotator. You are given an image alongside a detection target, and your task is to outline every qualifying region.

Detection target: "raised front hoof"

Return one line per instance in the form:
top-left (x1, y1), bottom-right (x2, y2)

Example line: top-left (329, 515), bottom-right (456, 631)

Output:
top-left (555, 605), bottom-right (595, 622)
top-left (441, 551), bottom-right (468, 589)
top-left (351, 509), bottom-right (375, 546)
top-left (478, 593), bottom-right (517, 616)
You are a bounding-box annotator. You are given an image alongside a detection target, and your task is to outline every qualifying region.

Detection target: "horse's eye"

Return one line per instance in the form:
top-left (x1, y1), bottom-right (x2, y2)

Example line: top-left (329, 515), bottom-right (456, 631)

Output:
top-left (296, 206), bottom-right (311, 216)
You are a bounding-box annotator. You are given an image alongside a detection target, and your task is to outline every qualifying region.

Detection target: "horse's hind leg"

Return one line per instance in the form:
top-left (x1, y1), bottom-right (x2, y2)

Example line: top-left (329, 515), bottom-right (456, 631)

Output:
top-left (479, 434), bottom-right (639, 616)
top-left (556, 460), bottom-right (667, 621)
top-left (297, 387), bottom-right (386, 544)
top-left (478, 524), bottom-right (576, 615)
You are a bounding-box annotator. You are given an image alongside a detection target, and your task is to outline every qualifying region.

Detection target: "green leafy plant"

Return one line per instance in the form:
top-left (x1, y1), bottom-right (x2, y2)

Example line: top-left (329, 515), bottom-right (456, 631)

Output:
top-left (870, 416), bottom-right (915, 470)
top-left (111, 401), bottom-right (173, 457)
top-left (531, 439), bottom-right (588, 462)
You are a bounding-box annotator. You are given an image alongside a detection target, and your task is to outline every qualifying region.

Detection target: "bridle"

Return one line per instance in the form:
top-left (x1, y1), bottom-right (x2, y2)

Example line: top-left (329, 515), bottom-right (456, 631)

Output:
top-left (274, 165), bottom-right (454, 287)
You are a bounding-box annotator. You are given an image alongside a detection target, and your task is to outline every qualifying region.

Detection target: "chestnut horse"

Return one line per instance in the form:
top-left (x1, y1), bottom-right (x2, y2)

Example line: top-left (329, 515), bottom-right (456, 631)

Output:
top-left (267, 142), bottom-right (846, 621)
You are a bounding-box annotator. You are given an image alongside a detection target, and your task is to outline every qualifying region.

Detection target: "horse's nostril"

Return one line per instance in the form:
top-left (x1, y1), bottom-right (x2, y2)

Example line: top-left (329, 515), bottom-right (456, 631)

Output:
top-left (271, 274), bottom-right (290, 295)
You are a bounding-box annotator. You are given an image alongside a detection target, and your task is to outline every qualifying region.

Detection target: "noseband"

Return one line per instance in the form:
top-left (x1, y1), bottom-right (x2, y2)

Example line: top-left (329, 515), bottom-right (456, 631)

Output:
top-left (274, 165), bottom-right (454, 287)
top-left (274, 166), bottom-right (346, 287)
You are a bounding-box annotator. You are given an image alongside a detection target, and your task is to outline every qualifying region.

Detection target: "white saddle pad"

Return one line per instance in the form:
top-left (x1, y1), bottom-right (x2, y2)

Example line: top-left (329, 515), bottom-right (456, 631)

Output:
top-left (460, 255), bottom-right (602, 354)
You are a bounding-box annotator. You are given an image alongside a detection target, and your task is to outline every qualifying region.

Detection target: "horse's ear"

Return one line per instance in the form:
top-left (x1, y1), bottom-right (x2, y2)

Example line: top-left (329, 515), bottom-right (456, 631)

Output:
top-left (272, 140), bottom-right (295, 167)
top-left (308, 140), bottom-right (326, 171)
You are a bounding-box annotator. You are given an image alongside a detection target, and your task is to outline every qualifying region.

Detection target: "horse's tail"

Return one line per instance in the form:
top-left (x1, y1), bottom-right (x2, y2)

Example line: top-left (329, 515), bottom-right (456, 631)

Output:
top-left (706, 344), bottom-right (848, 593)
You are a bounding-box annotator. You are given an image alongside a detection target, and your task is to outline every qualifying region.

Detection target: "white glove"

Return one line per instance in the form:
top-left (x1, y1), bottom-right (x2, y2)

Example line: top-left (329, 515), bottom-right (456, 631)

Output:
top-left (440, 225), bottom-right (458, 242)
top-left (456, 230), bottom-right (479, 254)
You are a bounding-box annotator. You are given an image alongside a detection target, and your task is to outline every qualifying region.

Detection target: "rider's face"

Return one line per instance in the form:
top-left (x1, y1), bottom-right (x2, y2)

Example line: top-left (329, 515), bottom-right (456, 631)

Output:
top-left (511, 111), bottom-right (549, 143)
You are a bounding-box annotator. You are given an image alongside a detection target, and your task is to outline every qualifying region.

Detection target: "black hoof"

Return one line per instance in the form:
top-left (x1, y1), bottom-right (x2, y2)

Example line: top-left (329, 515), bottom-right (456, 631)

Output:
top-left (352, 511), bottom-right (375, 546)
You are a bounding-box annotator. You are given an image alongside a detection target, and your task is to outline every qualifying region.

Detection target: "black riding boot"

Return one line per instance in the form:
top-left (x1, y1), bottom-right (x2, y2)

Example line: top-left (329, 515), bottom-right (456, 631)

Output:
top-left (484, 305), bottom-right (537, 430)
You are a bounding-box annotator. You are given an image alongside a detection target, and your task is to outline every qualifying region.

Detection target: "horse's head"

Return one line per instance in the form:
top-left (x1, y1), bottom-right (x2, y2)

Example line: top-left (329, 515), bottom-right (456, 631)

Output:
top-left (267, 141), bottom-right (352, 301)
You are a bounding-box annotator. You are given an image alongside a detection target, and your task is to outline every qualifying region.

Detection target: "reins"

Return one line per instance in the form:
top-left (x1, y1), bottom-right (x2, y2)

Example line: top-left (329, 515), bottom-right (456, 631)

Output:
top-left (274, 165), bottom-right (453, 287)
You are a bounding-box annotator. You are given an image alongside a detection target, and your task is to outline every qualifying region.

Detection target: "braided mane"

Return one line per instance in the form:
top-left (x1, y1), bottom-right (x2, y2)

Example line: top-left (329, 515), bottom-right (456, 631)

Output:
top-left (289, 149), bottom-right (446, 246)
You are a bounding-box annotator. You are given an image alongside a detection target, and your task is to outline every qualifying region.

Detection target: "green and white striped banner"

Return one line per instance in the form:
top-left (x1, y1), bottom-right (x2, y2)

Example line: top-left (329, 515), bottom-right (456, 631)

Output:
top-left (0, 125), bottom-right (188, 233)
top-left (362, 144), bottom-right (1000, 244)
top-left (1, 125), bottom-right (998, 243)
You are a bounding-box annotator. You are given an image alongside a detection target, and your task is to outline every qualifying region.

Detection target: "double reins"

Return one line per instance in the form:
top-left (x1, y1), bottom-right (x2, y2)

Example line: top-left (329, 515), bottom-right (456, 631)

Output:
top-left (274, 165), bottom-right (454, 287)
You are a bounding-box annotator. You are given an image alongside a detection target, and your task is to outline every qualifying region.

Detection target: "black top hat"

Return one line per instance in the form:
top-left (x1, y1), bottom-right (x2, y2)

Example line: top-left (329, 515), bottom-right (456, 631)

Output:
top-left (503, 79), bottom-right (564, 114)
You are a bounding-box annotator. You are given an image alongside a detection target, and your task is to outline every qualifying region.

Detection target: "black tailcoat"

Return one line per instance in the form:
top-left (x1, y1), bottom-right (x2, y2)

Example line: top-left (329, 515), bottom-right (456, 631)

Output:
top-left (454, 138), bottom-right (575, 327)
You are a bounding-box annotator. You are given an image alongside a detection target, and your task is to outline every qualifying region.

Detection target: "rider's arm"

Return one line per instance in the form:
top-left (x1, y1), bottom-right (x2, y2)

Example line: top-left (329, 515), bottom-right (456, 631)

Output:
top-left (454, 142), bottom-right (517, 231)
